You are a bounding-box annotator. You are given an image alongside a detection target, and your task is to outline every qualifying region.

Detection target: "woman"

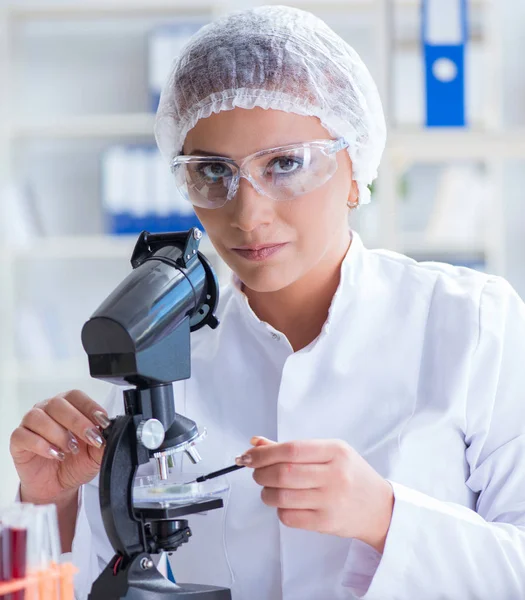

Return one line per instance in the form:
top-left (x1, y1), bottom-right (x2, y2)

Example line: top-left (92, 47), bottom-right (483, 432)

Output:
top-left (10, 6), bottom-right (525, 599)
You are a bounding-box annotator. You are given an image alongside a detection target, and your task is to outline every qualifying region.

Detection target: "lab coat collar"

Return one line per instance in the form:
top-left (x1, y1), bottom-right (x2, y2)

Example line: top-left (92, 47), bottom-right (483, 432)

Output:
top-left (230, 230), bottom-right (364, 344)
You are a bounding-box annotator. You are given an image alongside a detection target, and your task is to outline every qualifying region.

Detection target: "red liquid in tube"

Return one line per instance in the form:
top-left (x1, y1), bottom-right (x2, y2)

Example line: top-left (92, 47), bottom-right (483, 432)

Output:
top-left (0, 526), bottom-right (26, 600)
top-left (1, 525), bottom-right (11, 600)
top-left (10, 527), bottom-right (27, 600)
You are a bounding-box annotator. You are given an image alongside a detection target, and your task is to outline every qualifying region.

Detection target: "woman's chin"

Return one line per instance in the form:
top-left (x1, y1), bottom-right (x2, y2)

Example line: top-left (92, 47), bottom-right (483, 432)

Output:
top-left (232, 264), bottom-right (298, 294)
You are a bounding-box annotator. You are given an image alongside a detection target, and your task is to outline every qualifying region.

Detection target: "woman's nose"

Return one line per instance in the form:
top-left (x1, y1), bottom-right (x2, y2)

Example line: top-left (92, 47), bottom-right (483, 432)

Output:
top-left (229, 177), bottom-right (274, 232)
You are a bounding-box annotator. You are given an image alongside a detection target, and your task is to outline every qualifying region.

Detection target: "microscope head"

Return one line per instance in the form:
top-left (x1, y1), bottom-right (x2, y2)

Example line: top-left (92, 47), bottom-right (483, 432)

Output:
top-left (81, 228), bottom-right (220, 474)
top-left (81, 228), bottom-right (218, 386)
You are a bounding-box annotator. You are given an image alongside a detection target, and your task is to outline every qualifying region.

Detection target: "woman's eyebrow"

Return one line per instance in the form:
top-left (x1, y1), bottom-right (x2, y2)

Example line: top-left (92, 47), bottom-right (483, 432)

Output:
top-left (187, 141), bottom-right (308, 157)
top-left (188, 149), bottom-right (232, 158)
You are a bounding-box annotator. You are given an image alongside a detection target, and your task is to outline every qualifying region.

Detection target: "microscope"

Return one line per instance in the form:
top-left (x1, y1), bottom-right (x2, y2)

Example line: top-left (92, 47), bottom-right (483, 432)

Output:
top-left (81, 228), bottom-right (232, 599)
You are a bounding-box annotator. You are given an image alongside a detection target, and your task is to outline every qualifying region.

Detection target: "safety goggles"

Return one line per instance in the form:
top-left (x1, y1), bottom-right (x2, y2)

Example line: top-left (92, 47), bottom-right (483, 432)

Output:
top-left (171, 137), bottom-right (349, 209)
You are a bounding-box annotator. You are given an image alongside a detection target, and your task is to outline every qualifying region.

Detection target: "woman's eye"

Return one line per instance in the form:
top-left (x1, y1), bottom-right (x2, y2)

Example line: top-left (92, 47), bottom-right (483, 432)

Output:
top-left (198, 162), bottom-right (231, 181)
top-left (266, 156), bottom-right (303, 175)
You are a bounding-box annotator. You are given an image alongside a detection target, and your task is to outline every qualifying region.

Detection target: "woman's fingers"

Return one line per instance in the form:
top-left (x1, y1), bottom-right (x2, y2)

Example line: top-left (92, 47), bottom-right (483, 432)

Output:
top-left (21, 407), bottom-right (74, 455)
top-left (38, 394), bottom-right (105, 449)
top-left (250, 436), bottom-right (276, 447)
top-left (277, 508), bottom-right (319, 531)
top-left (261, 487), bottom-right (323, 510)
top-left (62, 389), bottom-right (110, 428)
top-left (253, 462), bottom-right (330, 489)
top-left (238, 439), bottom-right (338, 468)
top-left (10, 426), bottom-right (66, 462)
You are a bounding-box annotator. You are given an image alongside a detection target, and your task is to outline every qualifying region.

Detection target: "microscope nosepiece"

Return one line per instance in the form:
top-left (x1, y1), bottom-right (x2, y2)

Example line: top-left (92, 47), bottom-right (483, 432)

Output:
top-left (185, 445), bottom-right (202, 465)
top-left (156, 455), bottom-right (170, 481)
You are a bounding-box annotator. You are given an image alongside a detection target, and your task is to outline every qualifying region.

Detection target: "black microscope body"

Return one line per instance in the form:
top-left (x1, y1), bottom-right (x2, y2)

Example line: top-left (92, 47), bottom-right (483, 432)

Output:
top-left (81, 228), bottom-right (231, 599)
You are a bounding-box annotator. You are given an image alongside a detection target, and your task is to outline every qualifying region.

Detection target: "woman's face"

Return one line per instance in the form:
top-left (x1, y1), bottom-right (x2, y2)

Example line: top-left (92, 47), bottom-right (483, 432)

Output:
top-left (183, 107), bottom-right (357, 293)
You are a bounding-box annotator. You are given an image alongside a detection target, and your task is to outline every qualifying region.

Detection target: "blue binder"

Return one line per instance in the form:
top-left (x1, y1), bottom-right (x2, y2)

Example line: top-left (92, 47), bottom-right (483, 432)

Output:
top-left (422, 0), bottom-right (468, 127)
top-left (101, 144), bottom-right (203, 236)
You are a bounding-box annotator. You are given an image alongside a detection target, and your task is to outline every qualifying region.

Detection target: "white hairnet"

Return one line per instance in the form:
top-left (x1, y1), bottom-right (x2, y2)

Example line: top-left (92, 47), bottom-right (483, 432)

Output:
top-left (154, 5), bottom-right (387, 205)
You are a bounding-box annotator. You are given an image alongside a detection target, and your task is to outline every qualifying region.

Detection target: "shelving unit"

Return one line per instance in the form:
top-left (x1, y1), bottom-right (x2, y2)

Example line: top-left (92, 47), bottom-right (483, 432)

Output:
top-left (388, 129), bottom-right (525, 161)
top-left (8, 113), bottom-right (156, 140)
top-left (9, 115), bottom-right (525, 154)
top-left (8, 1), bottom-right (222, 20)
top-left (2, 232), bottom-right (219, 261)
top-left (0, 0), bottom-right (522, 507)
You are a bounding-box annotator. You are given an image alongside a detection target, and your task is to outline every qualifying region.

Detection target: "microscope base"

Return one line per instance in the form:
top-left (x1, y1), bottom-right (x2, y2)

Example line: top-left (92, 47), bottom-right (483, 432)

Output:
top-left (89, 553), bottom-right (232, 600)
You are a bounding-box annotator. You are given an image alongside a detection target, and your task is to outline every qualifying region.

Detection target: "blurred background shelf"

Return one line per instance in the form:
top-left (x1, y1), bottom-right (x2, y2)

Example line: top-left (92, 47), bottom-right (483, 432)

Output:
top-left (5, 235), bottom-right (138, 260)
top-left (9, 117), bottom-right (525, 161)
top-left (7, 0), bottom-right (383, 21)
top-left (399, 234), bottom-right (486, 256)
top-left (6, 357), bottom-right (92, 382)
top-left (3, 234), bottom-right (219, 261)
top-left (7, 0), bottom-right (490, 21)
top-left (8, 1), bottom-right (220, 20)
top-left (388, 129), bottom-right (525, 160)
top-left (9, 113), bottom-right (156, 140)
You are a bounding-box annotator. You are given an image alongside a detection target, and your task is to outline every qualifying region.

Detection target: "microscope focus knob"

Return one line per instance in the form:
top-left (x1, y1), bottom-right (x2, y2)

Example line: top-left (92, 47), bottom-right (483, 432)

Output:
top-left (137, 418), bottom-right (165, 450)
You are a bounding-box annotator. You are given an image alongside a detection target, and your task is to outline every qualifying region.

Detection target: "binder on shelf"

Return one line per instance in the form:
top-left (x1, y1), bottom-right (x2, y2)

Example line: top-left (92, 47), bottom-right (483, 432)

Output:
top-left (424, 163), bottom-right (490, 247)
top-left (148, 22), bottom-right (207, 112)
top-left (422, 0), bottom-right (468, 127)
top-left (0, 182), bottom-right (44, 246)
top-left (101, 144), bottom-right (202, 236)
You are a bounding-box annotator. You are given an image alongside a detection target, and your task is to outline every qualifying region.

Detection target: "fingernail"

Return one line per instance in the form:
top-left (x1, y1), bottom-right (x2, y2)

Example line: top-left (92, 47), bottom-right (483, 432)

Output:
top-left (235, 454), bottom-right (252, 466)
top-left (68, 434), bottom-right (80, 455)
top-left (93, 411), bottom-right (111, 429)
top-left (251, 436), bottom-right (271, 446)
top-left (48, 447), bottom-right (65, 461)
top-left (85, 428), bottom-right (105, 448)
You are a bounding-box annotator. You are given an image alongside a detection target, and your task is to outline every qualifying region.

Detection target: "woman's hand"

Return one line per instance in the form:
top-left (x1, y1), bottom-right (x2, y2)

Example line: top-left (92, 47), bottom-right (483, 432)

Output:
top-left (10, 389), bottom-right (111, 507)
top-left (236, 436), bottom-right (394, 553)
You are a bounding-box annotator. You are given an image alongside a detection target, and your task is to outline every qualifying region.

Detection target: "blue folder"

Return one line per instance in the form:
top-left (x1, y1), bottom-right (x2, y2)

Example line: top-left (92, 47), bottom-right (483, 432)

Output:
top-left (422, 0), bottom-right (468, 127)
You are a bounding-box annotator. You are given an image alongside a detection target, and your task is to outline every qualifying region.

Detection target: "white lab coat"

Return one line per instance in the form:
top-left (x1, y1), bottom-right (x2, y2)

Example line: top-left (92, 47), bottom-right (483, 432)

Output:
top-left (71, 231), bottom-right (525, 599)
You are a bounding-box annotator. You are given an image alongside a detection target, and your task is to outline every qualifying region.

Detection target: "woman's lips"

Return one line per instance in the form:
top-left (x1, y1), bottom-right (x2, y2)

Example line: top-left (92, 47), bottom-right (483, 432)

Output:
top-left (232, 243), bottom-right (288, 262)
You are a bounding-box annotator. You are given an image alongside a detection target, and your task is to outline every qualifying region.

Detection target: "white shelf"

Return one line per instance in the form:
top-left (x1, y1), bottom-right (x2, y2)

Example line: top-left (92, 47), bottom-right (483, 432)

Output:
top-left (400, 234), bottom-right (487, 257)
top-left (395, 0), bottom-right (486, 4)
top-left (8, 0), bottom-right (379, 21)
top-left (7, 235), bottom-right (137, 260)
top-left (8, 1), bottom-right (217, 20)
top-left (2, 231), bottom-right (487, 268)
top-left (10, 116), bottom-right (525, 163)
top-left (9, 114), bottom-right (525, 161)
top-left (4, 233), bottom-right (218, 261)
top-left (389, 128), bottom-right (525, 162)
top-left (4, 357), bottom-right (91, 382)
top-left (9, 113), bottom-right (156, 141)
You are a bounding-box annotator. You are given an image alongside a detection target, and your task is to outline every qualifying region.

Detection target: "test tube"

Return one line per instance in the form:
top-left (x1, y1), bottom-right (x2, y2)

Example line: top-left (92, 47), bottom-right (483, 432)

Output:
top-left (9, 523), bottom-right (27, 600)
top-left (0, 521), bottom-right (8, 600)
top-left (0, 505), bottom-right (28, 600)
top-left (26, 505), bottom-right (45, 575)
top-left (0, 502), bottom-right (72, 600)
top-left (44, 506), bottom-right (60, 566)
top-left (28, 504), bottom-right (58, 600)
